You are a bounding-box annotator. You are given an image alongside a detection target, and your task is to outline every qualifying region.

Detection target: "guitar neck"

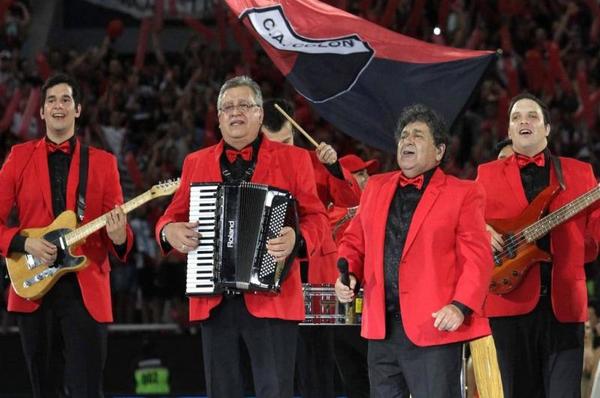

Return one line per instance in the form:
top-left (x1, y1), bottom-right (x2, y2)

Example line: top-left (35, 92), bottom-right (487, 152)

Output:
top-left (525, 186), bottom-right (600, 241)
top-left (64, 190), bottom-right (154, 247)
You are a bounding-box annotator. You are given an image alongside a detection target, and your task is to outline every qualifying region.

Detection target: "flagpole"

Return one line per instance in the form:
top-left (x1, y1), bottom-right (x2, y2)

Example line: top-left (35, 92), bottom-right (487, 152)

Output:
top-left (274, 103), bottom-right (320, 148)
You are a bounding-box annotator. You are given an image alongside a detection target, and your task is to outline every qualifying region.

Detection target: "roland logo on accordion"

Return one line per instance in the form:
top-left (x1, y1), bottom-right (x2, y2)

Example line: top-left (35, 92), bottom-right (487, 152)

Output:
top-left (227, 220), bottom-right (235, 248)
top-left (186, 182), bottom-right (300, 296)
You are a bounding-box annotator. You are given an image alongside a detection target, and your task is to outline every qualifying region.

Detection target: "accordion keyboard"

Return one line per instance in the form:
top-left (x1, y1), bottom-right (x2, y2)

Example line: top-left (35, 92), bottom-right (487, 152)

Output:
top-left (187, 184), bottom-right (219, 294)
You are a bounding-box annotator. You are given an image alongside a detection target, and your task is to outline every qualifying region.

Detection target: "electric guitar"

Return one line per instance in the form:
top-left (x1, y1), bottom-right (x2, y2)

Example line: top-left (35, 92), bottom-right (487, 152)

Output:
top-left (6, 179), bottom-right (180, 300)
top-left (488, 183), bottom-right (600, 295)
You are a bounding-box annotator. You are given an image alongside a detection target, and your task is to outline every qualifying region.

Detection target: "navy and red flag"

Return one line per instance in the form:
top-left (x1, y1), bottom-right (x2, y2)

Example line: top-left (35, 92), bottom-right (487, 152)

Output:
top-left (224, 0), bottom-right (496, 152)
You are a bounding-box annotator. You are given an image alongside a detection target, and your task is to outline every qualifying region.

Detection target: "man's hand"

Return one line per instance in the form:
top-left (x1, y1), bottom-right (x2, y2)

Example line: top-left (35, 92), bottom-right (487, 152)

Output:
top-left (106, 206), bottom-right (127, 245)
top-left (315, 142), bottom-right (338, 165)
top-left (335, 275), bottom-right (357, 303)
top-left (266, 226), bottom-right (296, 261)
top-left (432, 304), bottom-right (465, 332)
top-left (486, 224), bottom-right (504, 253)
top-left (24, 238), bottom-right (57, 265)
top-left (163, 221), bottom-right (200, 253)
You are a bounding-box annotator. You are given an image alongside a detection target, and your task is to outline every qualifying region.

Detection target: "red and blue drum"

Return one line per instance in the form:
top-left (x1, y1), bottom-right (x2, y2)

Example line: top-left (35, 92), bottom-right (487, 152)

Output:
top-left (301, 284), bottom-right (362, 325)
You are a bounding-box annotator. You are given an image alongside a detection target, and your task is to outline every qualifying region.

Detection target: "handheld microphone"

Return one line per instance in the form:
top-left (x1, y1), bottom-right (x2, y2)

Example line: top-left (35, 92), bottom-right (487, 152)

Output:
top-left (337, 257), bottom-right (350, 287)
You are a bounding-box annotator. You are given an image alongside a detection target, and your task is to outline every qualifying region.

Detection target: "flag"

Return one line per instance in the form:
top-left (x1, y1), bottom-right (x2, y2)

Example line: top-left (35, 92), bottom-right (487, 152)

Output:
top-left (224, 0), bottom-right (496, 152)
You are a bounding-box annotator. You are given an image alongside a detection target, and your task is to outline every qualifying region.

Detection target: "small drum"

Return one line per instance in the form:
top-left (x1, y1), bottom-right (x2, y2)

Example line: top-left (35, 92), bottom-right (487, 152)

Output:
top-left (301, 284), bottom-right (362, 325)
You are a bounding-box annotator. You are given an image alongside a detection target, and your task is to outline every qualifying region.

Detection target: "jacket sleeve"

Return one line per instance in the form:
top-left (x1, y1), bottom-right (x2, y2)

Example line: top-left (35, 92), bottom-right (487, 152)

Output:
top-left (155, 154), bottom-right (194, 255)
top-left (290, 150), bottom-right (330, 258)
top-left (337, 183), bottom-right (370, 283)
top-left (451, 182), bottom-right (494, 314)
top-left (0, 147), bottom-right (22, 256)
top-left (321, 162), bottom-right (361, 208)
top-left (102, 155), bottom-right (134, 262)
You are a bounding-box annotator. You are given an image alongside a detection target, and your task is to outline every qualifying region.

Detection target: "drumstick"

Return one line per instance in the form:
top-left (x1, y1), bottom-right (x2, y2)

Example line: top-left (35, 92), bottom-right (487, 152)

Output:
top-left (274, 103), bottom-right (319, 148)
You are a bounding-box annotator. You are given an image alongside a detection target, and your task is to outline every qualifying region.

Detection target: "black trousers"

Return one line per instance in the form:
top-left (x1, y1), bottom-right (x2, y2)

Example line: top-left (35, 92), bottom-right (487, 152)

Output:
top-left (334, 326), bottom-right (370, 398)
top-left (490, 295), bottom-right (584, 398)
top-left (200, 295), bottom-right (298, 398)
top-left (367, 315), bottom-right (462, 398)
top-left (296, 326), bottom-right (336, 398)
top-left (16, 274), bottom-right (107, 398)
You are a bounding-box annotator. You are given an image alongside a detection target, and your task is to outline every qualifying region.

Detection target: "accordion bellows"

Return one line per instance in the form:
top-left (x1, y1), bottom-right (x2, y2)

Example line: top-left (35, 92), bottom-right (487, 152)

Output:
top-left (186, 182), bottom-right (299, 295)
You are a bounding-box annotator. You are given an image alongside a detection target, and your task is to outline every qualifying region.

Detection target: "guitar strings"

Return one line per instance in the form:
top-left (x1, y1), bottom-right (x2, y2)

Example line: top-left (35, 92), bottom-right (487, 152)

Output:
top-left (496, 202), bottom-right (584, 258)
top-left (494, 187), bottom-right (599, 259)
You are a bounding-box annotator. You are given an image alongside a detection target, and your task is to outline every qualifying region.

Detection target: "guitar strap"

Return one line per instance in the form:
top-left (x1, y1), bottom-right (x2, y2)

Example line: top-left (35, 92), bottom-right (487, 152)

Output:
top-left (547, 148), bottom-right (565, 191)
top-left (76, 144), bottom-right (89, 222)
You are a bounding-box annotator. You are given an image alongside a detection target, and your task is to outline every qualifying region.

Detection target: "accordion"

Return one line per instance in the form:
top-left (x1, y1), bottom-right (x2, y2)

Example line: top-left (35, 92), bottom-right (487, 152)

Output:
top-left (186, 182), bottom-right (299, 295)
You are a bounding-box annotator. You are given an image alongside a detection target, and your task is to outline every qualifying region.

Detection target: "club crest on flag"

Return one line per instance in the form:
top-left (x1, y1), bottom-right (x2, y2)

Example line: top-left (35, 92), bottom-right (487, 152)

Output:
top-left (227, 0), bottom-right (495, 152)
top-left (242, 5), bottom-right (374, 102)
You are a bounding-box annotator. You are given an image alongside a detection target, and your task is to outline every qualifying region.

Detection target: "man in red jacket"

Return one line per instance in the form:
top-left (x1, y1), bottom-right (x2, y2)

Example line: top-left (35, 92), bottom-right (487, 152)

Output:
top-left (476, 92), bottom-right (600, 397)
top-left (336, 104), bottom-right (492, 397)
top-left (156, 76), bottom-right (328, 397)
top-left (0, 73), bottom-right (133, 397)
top-left (261, 98), bottom-right (361, 282)
top-left (261, 98), bottom-right (361, 398)
top-left (339, 154), bottom-right (380, 191)
top-left (330, 154), bottom-right (380, 244)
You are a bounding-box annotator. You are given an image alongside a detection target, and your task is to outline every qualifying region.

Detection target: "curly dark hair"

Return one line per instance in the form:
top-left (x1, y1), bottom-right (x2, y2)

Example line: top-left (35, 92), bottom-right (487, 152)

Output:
top-left (394, 104), bottom-right (449, 150)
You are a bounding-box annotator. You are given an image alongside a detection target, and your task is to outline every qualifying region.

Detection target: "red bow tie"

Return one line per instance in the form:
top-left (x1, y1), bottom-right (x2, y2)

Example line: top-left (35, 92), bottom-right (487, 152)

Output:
top-left (47, 140), bottom-right (71, 154)
top-left (516, 152), bottom-right (545, 169)
top-left (398, 173), bottom-right (424, 190)
top-left (225, 146), bottom-right (253, 163)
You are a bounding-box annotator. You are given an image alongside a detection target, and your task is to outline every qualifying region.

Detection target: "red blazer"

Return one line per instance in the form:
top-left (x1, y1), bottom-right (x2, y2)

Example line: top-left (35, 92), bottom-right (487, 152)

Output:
top-left (308, 152), bottom-right (361, 283)
top-left (155, 138), bottom-right (329, 322)
top-left (338, 168), bottom-right (492, 346)
top-left (476, 155), bottom-right (600, 322)
top-left (310, 152), bottom-right (361, 209)
top-left (0, 138), bottom-right (133, 322)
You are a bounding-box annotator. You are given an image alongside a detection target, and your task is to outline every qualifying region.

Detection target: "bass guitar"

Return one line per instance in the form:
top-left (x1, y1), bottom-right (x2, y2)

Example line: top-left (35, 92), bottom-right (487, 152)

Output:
top-left (6, 179), bottom-right (180, 300)
top-left (488, 183), bottom-right (599, 294)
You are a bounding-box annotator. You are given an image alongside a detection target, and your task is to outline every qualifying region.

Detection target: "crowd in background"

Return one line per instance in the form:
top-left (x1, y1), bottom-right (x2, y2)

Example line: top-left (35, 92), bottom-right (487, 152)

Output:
top-left (1, 0), bottom-right (600, 336)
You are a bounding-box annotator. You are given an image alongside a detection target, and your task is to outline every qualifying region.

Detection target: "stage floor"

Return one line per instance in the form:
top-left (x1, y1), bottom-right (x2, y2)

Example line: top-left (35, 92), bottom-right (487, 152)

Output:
top-left (0, 324), bottom-right (351, 396)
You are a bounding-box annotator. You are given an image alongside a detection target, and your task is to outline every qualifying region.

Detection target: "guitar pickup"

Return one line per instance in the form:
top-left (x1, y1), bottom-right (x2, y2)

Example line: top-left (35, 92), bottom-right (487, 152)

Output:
top-left (25, 254), bottom-right (43, 270)
top-left (23, 268), bottom-right (58, 288)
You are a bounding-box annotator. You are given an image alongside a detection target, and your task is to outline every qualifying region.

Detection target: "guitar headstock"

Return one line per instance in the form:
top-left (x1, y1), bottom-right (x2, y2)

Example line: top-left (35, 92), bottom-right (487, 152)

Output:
top-left (150, 178), bottom-right (181, 197)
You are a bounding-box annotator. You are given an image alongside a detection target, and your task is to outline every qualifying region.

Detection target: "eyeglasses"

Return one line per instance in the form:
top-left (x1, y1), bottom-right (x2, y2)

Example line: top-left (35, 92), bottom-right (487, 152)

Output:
top-left (219, 102), bottom-right (260, 114)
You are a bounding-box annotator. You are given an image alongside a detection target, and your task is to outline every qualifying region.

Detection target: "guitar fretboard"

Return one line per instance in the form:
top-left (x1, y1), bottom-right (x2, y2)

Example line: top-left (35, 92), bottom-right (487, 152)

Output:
top-left (523, 186), bottom-right (600, 242)
top-left (64, 190), bottom-right (155, 247)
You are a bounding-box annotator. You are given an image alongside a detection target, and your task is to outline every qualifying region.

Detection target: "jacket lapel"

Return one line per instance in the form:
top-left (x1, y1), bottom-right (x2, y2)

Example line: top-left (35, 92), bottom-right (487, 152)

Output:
top-left (206, 141), bottom-right (225, 182)
top-left (31, 139), bottom-right (54, 219)
top-left (547, 156), bottom-right (563, 212)
top-left (251, 137), bottom-right (273, 184)
top-left (401, 168), bottom-right (444, 258)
